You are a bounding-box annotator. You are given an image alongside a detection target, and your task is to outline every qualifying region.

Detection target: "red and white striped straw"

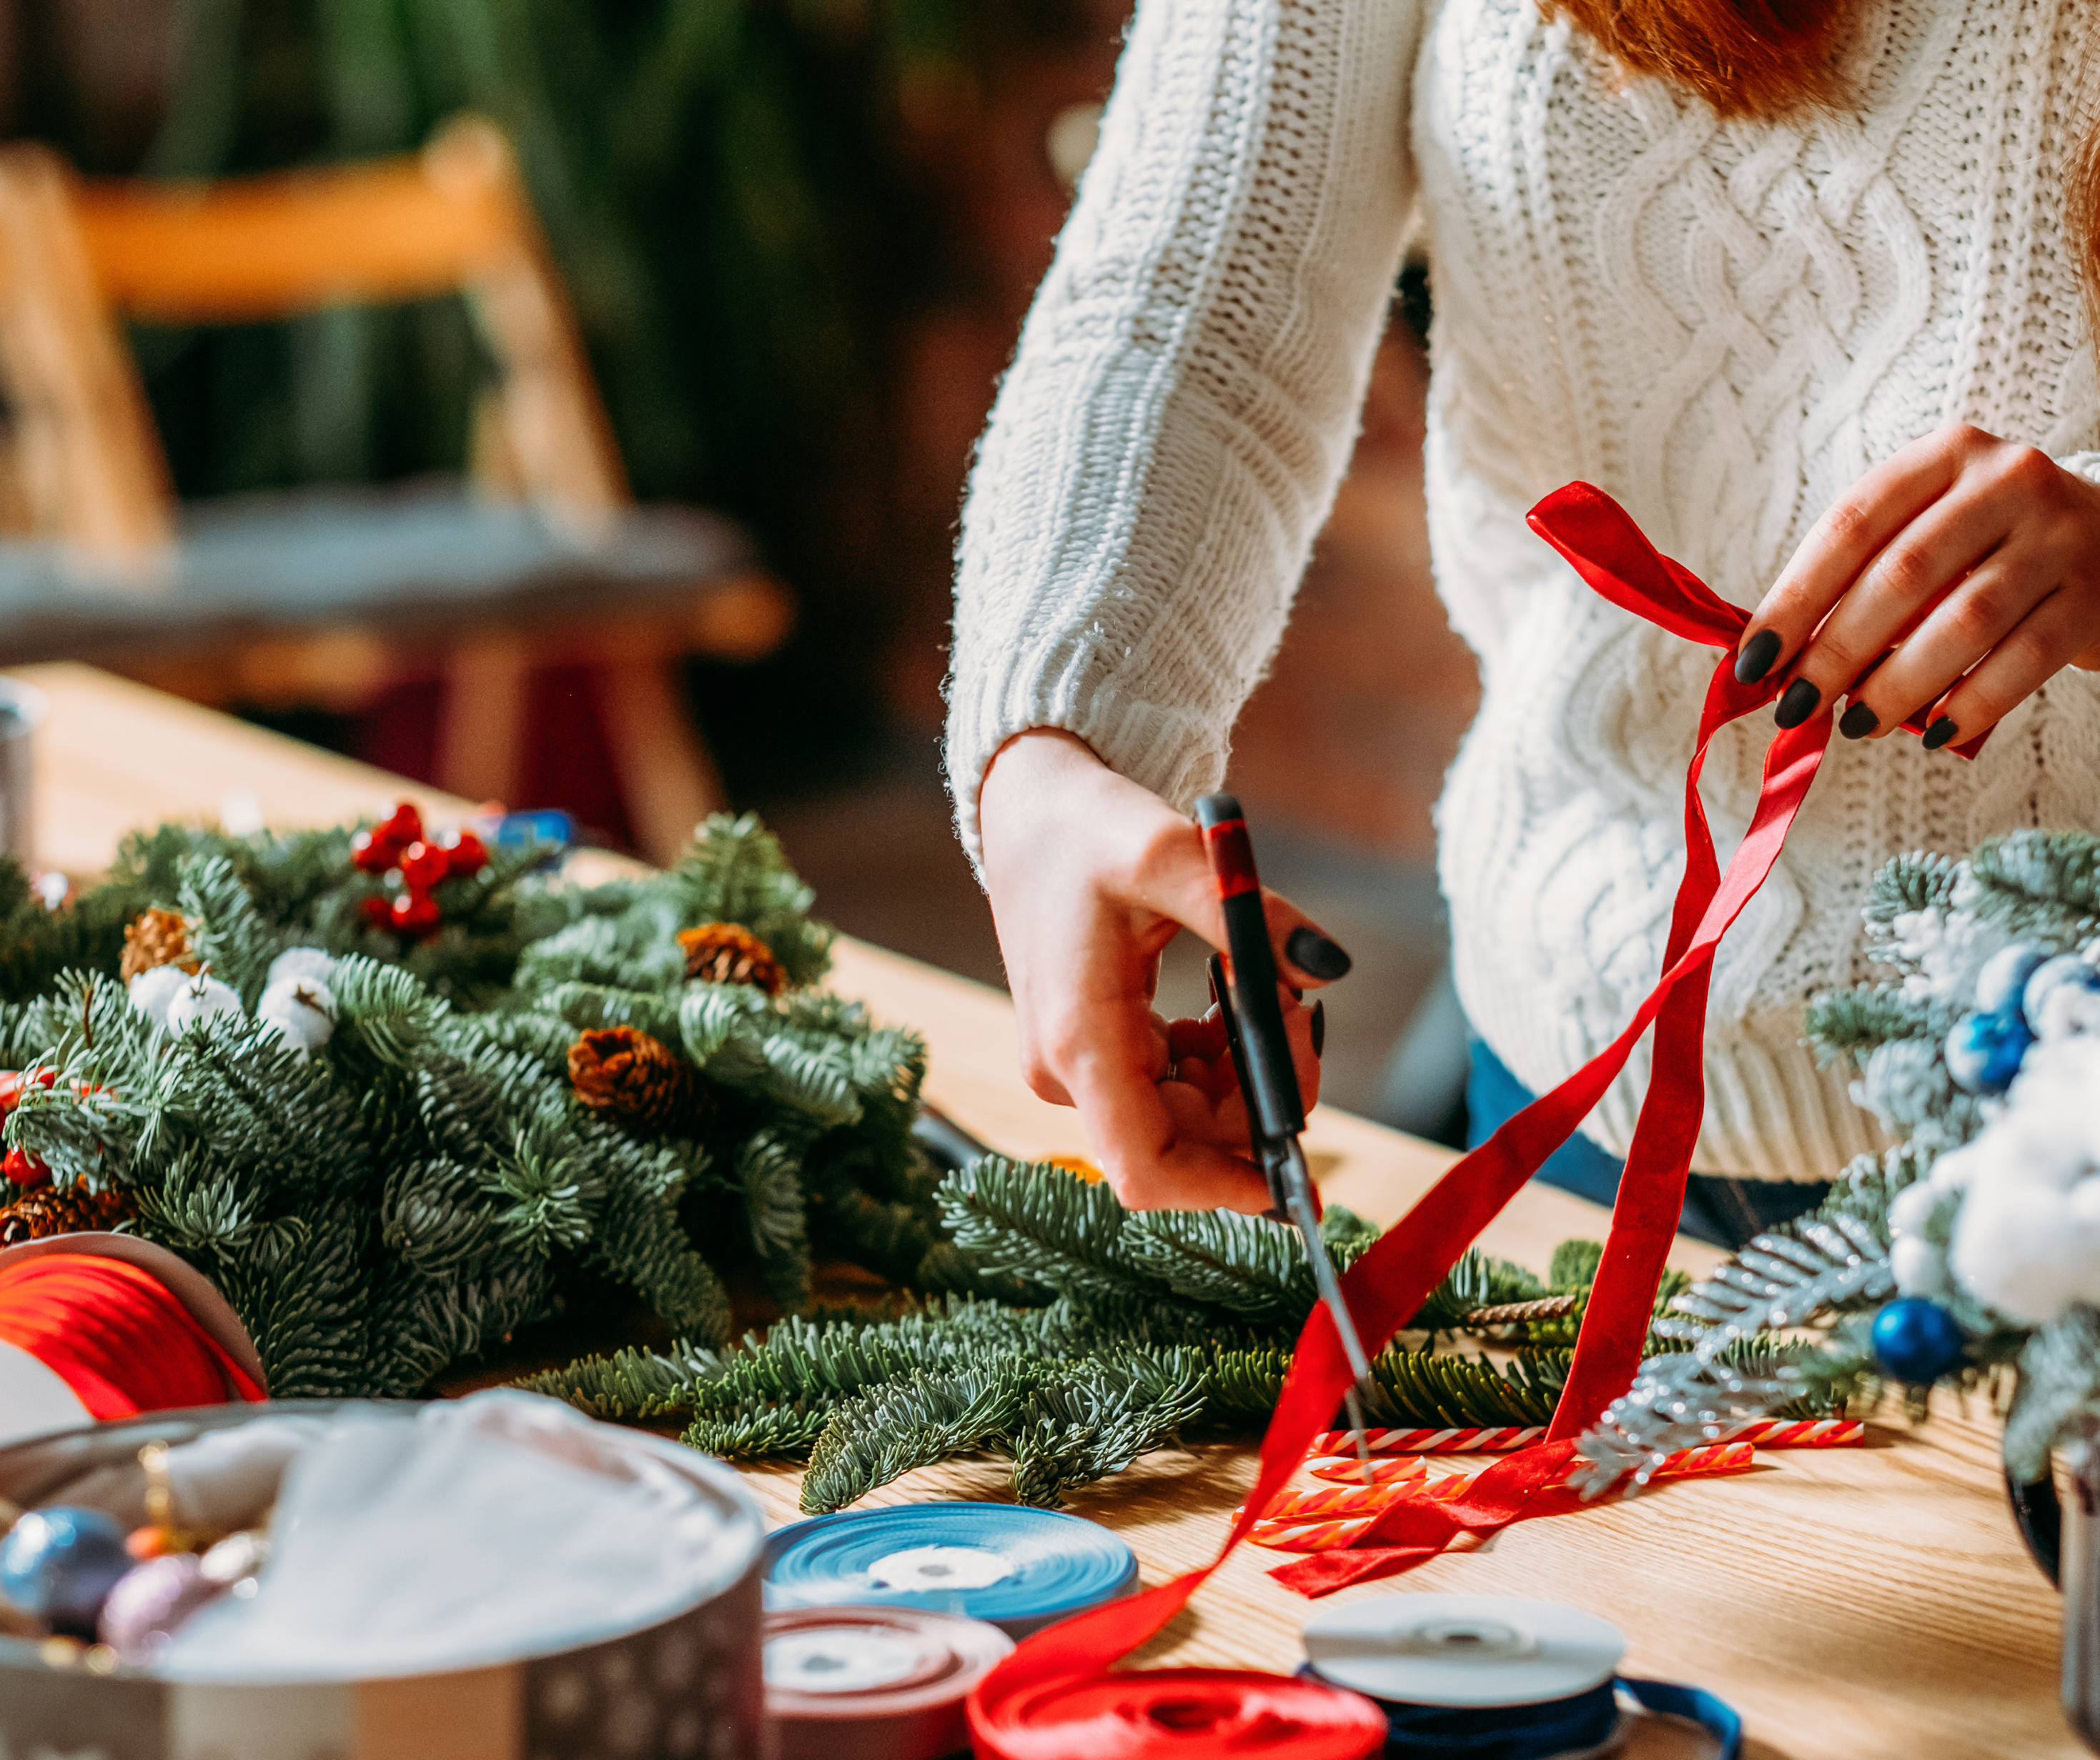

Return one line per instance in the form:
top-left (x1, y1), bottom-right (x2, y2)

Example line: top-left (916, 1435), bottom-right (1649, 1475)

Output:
top-left (1304, 1416), bottom-right (1861, 1471)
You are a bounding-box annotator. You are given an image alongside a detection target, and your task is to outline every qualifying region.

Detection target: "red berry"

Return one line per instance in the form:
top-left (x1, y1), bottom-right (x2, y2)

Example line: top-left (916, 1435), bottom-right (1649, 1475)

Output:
top-left (444, 830), bottom-right (489, 877)
top-left (352, 827), bottom-right (405, 875)
top-left (397, 840), bottom-right (450, 892)
top-left (379, 802), bottom-right (424, 848)
top-left (4, 1147), bottom-right (49, 1187)
top-left (32, 1069), bottom-right (56, 1089)
top-left (0, 1073), bottom-right (23, 1115)
top-left (390, 890), bottom-right (441, 936)
top-left (360, 895), bottom-right (395, 929)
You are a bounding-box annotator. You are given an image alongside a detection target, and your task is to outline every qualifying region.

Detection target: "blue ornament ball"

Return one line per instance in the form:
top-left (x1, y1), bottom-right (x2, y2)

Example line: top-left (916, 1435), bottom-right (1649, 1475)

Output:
top-left (1943, 1009), bottom-right (2031, 1094)
top-left (1871, 1297), bottom-right (1966, 1385)
top-left (0, 1506), bottom-right (134, 1636)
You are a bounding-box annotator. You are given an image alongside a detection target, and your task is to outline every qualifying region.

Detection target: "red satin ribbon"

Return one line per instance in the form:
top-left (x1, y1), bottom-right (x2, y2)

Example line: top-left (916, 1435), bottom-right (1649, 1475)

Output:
top-left (0, 1253), bottom-right (264, 1419)
top-left (969, 482), bottom-right (1975, 1752)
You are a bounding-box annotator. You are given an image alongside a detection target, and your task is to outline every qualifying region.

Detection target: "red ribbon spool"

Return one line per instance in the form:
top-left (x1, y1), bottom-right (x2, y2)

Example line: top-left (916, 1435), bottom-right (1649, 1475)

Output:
top-left (0, 1251), bottom-right (264, 1421)
top-left (971, 1664), bottom-right (1385, 1760)
top-left (967, 482), bottom-right (1970, 1751)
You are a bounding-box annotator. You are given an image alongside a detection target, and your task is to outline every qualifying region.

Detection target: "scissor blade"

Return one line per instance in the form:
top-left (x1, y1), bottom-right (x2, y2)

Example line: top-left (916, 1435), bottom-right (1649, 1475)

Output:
top-left (1271, 1137), bottom-right (1375, 1477)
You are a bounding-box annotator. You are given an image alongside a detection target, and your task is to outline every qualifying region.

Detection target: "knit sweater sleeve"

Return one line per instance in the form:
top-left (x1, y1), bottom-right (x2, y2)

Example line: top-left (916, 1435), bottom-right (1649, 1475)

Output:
top-left (943, 0), bottom-right (1421, 870)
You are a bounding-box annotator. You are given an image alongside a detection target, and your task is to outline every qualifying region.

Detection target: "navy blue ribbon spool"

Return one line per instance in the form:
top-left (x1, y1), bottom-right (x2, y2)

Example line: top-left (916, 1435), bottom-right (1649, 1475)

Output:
top-left (763, 1503), bottom-right (1139, 1639)
top-left (1299, 1666), bottom-right (1742, 1759)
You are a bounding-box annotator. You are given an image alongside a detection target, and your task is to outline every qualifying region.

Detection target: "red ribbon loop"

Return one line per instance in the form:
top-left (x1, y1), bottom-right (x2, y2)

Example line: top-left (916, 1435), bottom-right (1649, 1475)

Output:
top-left (969, 482), bottom-right (1952, 1749)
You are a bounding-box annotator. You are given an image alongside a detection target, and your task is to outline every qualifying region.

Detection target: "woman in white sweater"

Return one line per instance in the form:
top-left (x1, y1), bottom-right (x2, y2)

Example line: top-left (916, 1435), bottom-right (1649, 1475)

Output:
top-left (945, 0), bottom-right (2100, 1238)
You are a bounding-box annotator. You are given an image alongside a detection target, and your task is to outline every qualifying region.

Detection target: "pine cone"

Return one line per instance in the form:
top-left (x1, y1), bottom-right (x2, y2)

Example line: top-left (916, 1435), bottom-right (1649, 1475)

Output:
top-left (568, 1027), bottom-right (705, 1133)
top-left (678, 923), bottom-right (787, 995)
top-left (0, 1183), bottom-right (135, 1248)
top-left (120, 909), bottom-right (199, 984)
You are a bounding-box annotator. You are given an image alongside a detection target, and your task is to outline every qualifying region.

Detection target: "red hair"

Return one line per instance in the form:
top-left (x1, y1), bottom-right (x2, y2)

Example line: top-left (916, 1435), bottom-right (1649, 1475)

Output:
top-left (1546, 1), bottom-right (2100, 349)
top-left (1541, 0), bottom-right (1847, 118)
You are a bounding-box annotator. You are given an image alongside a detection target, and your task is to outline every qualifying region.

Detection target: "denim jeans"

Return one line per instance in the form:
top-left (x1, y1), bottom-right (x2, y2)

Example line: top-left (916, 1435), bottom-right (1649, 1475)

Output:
top-left (1463, 1035), bottom-right (1826, 1249)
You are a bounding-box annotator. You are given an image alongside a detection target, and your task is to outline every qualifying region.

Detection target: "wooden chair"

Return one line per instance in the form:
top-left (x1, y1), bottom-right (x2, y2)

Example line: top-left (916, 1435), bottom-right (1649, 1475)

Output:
top-left (0, 117), bottom-right (793, 862)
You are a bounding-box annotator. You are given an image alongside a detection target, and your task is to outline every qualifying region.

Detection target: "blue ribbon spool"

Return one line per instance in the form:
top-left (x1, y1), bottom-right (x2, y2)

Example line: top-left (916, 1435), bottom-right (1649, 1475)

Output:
top-left (1302, 1594), bottom-right (1742, 1760)
top-left (763, 1503), bottom-right (1139, 1639)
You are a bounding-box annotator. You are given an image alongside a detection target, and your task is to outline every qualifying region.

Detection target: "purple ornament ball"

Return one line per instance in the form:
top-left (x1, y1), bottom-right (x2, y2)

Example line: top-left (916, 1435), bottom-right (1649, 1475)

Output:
top-left (97, 1552), bottom-right (227, 1664)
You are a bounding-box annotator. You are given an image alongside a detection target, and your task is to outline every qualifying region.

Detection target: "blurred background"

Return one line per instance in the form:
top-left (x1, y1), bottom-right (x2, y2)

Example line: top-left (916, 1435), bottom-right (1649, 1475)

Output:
top-left (0, 0), bottom-right (1478, 1135)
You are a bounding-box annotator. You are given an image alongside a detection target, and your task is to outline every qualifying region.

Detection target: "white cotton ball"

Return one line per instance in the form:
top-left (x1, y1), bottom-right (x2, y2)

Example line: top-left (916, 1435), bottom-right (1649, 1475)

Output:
top-left (1976, 943), bottom-right (2048, 1017)
top-left (2033, 978), bottom-right (2100, 1044)
top-left (256, 977), bottom-right (336, 1058)
top-left (1890, 1233), bottom-right (1951, 1298)
top-left (128, 963), bottom-right (190, 1032)
top-left (265, 947), bottom-right (335, 990)
top-left (165, 975), bottom-right (245, 1035)
top-left (1893, 908), bottom-right (2009, 1003)
top-left (1942, 1047), bottom-right (2100, 1323)
top-left (2005, 1039), bottom-right (2100, 1166)
top-left (1888, 1180), bottom-right (1941, 1237)
top-left (1951, 1176), bottom-right (2100, 1325)
top-left (2024, 955), bottom-right (2099, 1039)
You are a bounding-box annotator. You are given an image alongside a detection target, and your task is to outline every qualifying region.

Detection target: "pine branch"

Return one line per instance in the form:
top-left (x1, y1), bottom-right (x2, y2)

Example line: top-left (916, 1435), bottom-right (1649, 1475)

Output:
top-left (514, 1339), bottom-right (723, 1421)
top-left (1407, 1247), bottom-right (1550, 1332)
top-left (1006, 1347), bottom-right (1209, 1506)
top-left (800, 1355), bottom-right (1053, 1513)
top-left (1803, 985), bottom-right (1956, 1061)
top-left (1864, 848), bottom-right (1958, 928)
top-left (178, 854), bottom-right (278, 1003)
top-left (1966, 830), bottom-right (2100, 950)
top-left (2006, 1306), bottom-right (2100, 1482)
top-left (1121, 1208), bottom-right (1317, 1325)
top-left (937, 1157), bottom-right (1168, 1304)
top-left (1366, 1345), bottom-right (1567, 1428)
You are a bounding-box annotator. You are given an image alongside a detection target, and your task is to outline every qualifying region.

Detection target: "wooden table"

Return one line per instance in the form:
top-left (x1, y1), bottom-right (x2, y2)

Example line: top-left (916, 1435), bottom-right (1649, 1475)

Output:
top-left (14, 662), bottom-right (2079, 1758)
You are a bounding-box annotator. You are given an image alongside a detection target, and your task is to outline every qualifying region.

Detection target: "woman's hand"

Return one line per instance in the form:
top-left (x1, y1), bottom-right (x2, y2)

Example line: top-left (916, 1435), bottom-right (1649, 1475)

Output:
top-left (976, 729), bottom-right (1350, 1213)
top-left (1735, 422), bottom-right (2100, 747)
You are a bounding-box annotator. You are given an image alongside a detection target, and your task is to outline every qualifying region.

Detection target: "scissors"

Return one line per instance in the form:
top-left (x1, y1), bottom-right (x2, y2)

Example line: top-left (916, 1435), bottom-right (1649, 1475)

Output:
top-left (1194, 793), bottom-right (1375, 1473)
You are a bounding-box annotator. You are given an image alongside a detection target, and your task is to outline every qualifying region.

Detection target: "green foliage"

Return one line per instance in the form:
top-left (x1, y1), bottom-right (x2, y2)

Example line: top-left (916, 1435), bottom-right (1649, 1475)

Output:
top-left (1966, 831), bottom-right (2100, 950)
top-left (2006, 1307), bottom-right (2100, 1481)
top-left (0, 812), bottom-right (971, 1396)
top-left (1802, 987), bottom-right (1956, 1063)
top-left (1864, 849), bottom-right (1958, 928)
top-left (535, 1157), bottom-right (1662, 1508)
top-left (1547, 1239), bottom-right (1603, 1291)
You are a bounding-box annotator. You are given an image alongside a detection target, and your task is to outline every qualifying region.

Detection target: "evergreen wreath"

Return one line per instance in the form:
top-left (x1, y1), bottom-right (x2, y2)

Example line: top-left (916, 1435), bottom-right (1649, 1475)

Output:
top-left (1578, 829), bottom-right (2100, 1491)
top-left (0, 812), bottom-right (991, 1398)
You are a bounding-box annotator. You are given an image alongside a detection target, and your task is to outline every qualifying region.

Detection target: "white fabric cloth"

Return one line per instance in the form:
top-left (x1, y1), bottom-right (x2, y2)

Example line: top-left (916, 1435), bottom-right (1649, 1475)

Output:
top-left (157, 1391), bottom-right (762, 1680)
top-left (944, 0), bottom-right (2100, 1179)
top-left (0, 1338), bottom-right (90, 1447)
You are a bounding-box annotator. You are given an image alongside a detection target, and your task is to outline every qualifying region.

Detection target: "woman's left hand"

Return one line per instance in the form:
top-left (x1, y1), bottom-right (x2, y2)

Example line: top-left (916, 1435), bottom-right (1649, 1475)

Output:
top-left (1736, 422), bottom-right (2100, 747)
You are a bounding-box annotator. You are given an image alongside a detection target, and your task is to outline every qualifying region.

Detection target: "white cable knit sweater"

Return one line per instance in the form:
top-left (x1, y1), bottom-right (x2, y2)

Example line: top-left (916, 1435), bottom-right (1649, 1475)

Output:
top-left (944, 0), bottom-right (2100, 1180)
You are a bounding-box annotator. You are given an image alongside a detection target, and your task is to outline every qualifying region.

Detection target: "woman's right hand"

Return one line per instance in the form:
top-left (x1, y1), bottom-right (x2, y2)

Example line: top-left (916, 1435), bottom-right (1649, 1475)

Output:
top-left (975, 728), bottom-right (1351, 1213)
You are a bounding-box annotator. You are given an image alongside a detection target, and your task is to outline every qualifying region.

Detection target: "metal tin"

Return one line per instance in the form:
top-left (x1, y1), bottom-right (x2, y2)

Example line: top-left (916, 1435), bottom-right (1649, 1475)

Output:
top-left (0, 1401), bottom-right (766, 1760)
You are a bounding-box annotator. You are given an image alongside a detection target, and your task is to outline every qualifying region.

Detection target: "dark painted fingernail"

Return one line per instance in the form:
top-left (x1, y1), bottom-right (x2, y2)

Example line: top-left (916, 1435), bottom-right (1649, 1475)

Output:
top-left (1310, 998), bottom-right (1326, 1058)
top-left (1838, 701), bottom-right (1878, 740)
top-left (1774, 677), bottom-right (1821, 729)
top-left (1923, 715), bottom-right (1959, 750)
top-left (1286, 925), bottom-right (1352, 980)
top-left (1735, 628), bottom-right (1782, 685)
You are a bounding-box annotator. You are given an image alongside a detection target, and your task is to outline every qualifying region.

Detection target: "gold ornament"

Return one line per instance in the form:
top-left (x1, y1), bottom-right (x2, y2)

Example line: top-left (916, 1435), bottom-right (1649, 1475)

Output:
top-left (676, 922), bottom-right (788, 995)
